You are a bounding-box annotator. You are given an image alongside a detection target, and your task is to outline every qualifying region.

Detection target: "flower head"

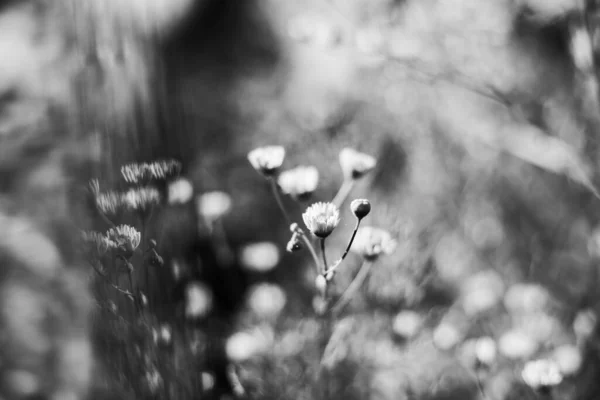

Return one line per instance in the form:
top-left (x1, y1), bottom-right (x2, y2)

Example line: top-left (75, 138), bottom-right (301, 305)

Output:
top-left (351, 226), bottom-right (397, 260)
top-left (95, 191), bottom-right (123, 215)
top-left (522, 359), bottom-right (563, 390)
top-left (247, 146), bottom-right (285, 177)
top-left (350, 199), bottom-right (371, 220)
top-left (122, 187), bottom-right (161, 213)
top-left (286, 232), bottom-right (302, 252)
top-left (277, 166), bottom-right (319, 200)
top-left (339, 148), bottom-right (376, 180)
top-left (168, 178), bottom-right (194, 205)
top-left (302, 202), bottom-right (340, 238)
top-left (121, 159), bottom-right (182, 184)
top-left (81, 230), bottom-right (117, 255)
top-left (196, 191), bottom-right (232, 222)
top-left (107, 225), bottom-right (141, 257)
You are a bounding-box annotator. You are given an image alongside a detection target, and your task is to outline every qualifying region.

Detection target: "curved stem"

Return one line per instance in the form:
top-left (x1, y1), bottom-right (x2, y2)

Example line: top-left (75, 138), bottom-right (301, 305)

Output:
top-left (331, 260), bottom-right (373, 315)
top-left (89, 260), bottom-right (136, 298)
top-left (332, 180), bottom-right (355, 208)
top-left (298, 231), bottom-right (322, 274)
top-left (320, 238), bottom-right (328, 274)
top-left (269, 177), bottom-right (293, 225)
top-left (324, 219), bottom-right (361, 276)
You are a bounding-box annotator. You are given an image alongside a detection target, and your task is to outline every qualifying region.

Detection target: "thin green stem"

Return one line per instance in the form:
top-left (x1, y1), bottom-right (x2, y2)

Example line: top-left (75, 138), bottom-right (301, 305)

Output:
top-left (324, 219), bottom-right (361, 276)
top-left (89, 260), bottom-right (136, 298)
top-left (331, 260), bottom-right (373, 315)
top-left (320, 238), bottom-right (328, 274)
top-left (298, 231), bottom-right (322, 274)
top-left (269, 177), bottom-right (293, 225)
top-left (332, 180), bottom-right (355, 208)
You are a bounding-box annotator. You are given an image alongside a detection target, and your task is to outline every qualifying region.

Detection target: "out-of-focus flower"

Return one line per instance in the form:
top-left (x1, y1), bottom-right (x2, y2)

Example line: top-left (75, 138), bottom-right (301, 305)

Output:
top-left (302, 202), bottom-right (340, 238)
top-left (196, 191), bottom-right (232, 222)
top-left (88, 179), bottom-right (100, 196)
top-left (286, 232), bottom-right (302, 252)
top-left (107, 225), bottom-right (141, 257)
top-left (522, 359), bottom-right (563, 390)
top-left (474, 336), bottom-right (497, 367)
top-left (247, 146), bottom-right (285, 177)
top-left (392, 310), bottom-right (422, 340)
top-left (350, 198), bottom-right (371, 220)
top-left (339, 148), bottom-right (376, 180)
top-left (201, 372), bottom-right (215, 392)
top-left (312, 296), bottom-right (328, 316)
top-left (225, 328), bottom-right (272, 362)
top-left (287, 14), bottom-right (341, 48)
top-left (239, 242), bottom-right (280, 272)
top-left (95, 191), bottom-right (123, 215)
top-left (503, 283), bottom-right (550, 314)
top-left (121, 160), bottom-right (182, 183)
top-left (433, 323), bottom-right (463, 350)
top-left (351, 226), bottom-right (397, 260)
top-left (552, 345), bottom-right (582, 376)
top-left (277, 165), bottom-right (319, 200)
top-left (498, 329), bottom-right (538, 359)
top-left (573, 308), bottom-right (597, 341)
top-left (167, 178), bottom-right (194, 204)
top-left (247, 283), bottom-right (287, 320)
top-left (185, 282), bottom-right (213, 319)
top-left (315, 275), bottom-right (327, 297)
top-left (122, 187), bottom-right (161, 213)
top-left (81, 231), bottom-right (117, 255)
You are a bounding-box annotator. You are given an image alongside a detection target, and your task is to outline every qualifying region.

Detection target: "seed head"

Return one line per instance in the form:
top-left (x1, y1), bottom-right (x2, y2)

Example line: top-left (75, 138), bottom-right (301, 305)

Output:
top-left (350, 199), bottom-right (371, 220)
top-left (247, 146), bottom-right (285, 177)
top-left (302, 202), bottom-right (340, 238)
top-left (339, 148), bottom-right (376, 180)
top-left (277, 166), bottom-right (319, 201)
top-left (351, 226), bottom-right (397, 260)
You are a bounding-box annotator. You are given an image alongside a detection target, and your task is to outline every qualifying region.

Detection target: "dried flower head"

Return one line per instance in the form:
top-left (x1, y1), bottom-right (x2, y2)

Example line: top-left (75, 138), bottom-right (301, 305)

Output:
top-left (247, 146), bottom-right (285, 177)
top-left (522, 359), bottom-right (563, 390)
top-left (81, 231), bottom-right (117, 255)
top-left (277, 166), bottom-right (319, 200)
top-left (196, 191), bottom-right (232, 222)
top-left (107, 225), bottom-right (141, 257)
top-left (350, 199), bottom-right (371, 220)
top-left (351, 226), bottom-right (397, 260)
top-left (95, 191), bottom-right (123, 215)
top-left (302, 202), bottom-right (340, 238)
top-left (339, 148), bottom-right (376, 180)
top-left (121, 159), bottom-right (182, 184)
top-left (122, 187), bottom-right (161, 213)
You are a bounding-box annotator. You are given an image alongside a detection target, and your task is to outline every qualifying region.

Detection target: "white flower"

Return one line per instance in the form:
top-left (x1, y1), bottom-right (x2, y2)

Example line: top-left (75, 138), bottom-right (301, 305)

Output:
top-left (185, 282), bottom-right (213, 319)
top-left (277, 166), bottom-right (319, 200)
top-left (522, 359), bottom-right (563, 390)
top-left (196, 191), bottom-right (232, 222)
top-left (302, 202), bottom-right (340, 238)
top-left (239, 242), bottom-right (280, 272)
top-left (122, 187), bottom-right (161, 212)
top-left (95, 191), bottom-right (123, 215)
top-left (339, 148), bottom-right (376, 180)
top-left (121, 160), bottom-right (182, 183)
top-left (225, 328), bottom-right (273, 362)
top-left (247, 146), bottom-right (285, 177)
top-left (168, 178), bottom-right (194, 204)
top-left (392, 310), bottom-right (422, 340)
top-left (474, 337), bottom-right (497, 366)
top-left (246, 283), bottom-right (287, 320)
top-left (498, 329), bottom-right (538, 359)
top-left (106, 225), bottom-right (141, 255)
top-left (351, 226), bottom-right (397, 260)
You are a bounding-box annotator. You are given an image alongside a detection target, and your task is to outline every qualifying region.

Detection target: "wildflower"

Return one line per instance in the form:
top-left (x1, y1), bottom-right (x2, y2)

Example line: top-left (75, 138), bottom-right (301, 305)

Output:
top-left (277, 166), bottom-right (319, 200)
top-left (148, 159), bottom-right (182, 181)
top-left (95, 191), bottom-right (123, 215)
top-left (81, 231), bottom-right (117, 255)
top-left (522, 359), bottom-right (563, 391)
top-left (392, 310), bottom-right (422, 340)
top-left (315, 275), bottom-right (327, 297)
top-left (107, 225), bottom-right (141, 257)
top-left (302, 202), bottom-right (340, 238)
top-left (350, 199), bottom-right (371, 220)
top-left (286, 232), bottom-right (302, 252)
top-left (339, 148), bottom-right (376, 180)
top-left (88, 179), bottom-right (100, 196)
top-left (121, 159), bottom-right (182, 184)
top-left (225, 328), bottom-right (272, 362)
top-left (196, 191), bottom-right (232, 222)
top-left (239, 242), bottom-right (280, 272)
top-left (351, 226), bottom-right (397, 260)
top-left (247, 146), bottom-right (285, 177)
top-left (498, 329), bottom-right (538, 359)
top-left (167, 178), bottom-right (194, 204)
top-left (474, 337), bottom-right (497, 367)
top-left (553, 345), bottom-right (582, 376)
top-left (122, 187), bottom-right (160, 213)
top-left (185, 282), bottom-right (213, 319)
top-left (247, 283), bottom-right (287, 320)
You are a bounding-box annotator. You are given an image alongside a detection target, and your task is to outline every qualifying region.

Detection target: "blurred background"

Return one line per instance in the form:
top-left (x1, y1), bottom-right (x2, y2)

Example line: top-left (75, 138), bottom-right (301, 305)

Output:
top-left (3, 0), bottom-right (600, 399)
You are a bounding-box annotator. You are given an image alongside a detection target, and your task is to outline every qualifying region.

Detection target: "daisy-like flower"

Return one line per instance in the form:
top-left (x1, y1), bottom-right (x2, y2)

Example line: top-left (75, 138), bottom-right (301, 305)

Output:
top-left (339, 148), bottom-right (376, 180)
top-left (81, 231), bottom-right (117, 255)
top-left (95, 191), bottom-right (123, 215)
top-left (522, 359), bottom-right (563, 391)
top-left (247, 146), bottom-right (285, 177)
top-left (277, 166), bottom-right (319, 201)
top-left (350, 198), bottom-right (371, 220)
top-left (196, 191), bottom-right (232, 222)
top-left (121, 160), bottom-right (182, 184)
top-left (122, 187), bottom-right (161, 213)
top-left (351, 226), bottom-right (397, 260)
top-left (88, 179), bottom-right (100, 196)
top-left (107, 225), bottom-right (141, 257)
top-left (302, 202), bottom-right (340, 238)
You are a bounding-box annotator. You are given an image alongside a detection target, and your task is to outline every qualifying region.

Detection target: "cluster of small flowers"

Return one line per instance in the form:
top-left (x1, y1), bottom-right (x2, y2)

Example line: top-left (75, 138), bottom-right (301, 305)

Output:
top-left (121, 159), bottom-right (182, 184)
top-left (82, 225), bottom-right (141, 258)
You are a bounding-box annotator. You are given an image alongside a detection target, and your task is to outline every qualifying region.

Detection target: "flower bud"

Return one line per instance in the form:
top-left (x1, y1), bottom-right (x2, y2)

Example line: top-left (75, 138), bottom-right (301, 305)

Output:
top-left (286, 233), bottom-right (302, 252)
top-left (289, 223), bottom-right (299, 233)
top-left (315, 275), bottom-right (328, 297)
top-left (350, 199), bottom-right (371, 220)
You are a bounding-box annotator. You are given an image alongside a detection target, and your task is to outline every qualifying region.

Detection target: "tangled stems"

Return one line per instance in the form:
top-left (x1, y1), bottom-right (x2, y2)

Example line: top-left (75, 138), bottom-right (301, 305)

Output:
top-left (331, 260), bottom-right (373, 315)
